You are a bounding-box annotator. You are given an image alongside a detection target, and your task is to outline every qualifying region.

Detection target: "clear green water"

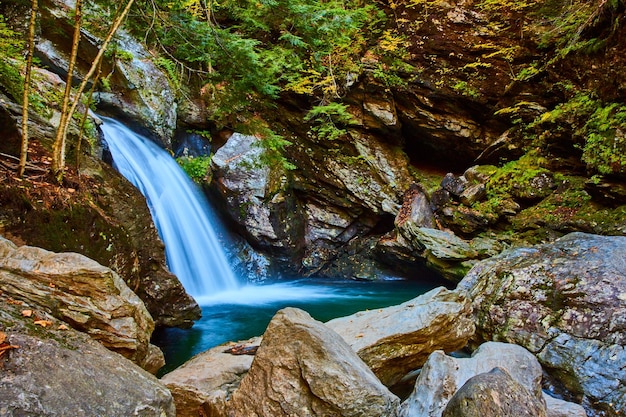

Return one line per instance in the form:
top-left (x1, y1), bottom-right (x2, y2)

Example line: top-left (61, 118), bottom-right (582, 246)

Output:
top-left (153, 278), bottom-right (444, 375)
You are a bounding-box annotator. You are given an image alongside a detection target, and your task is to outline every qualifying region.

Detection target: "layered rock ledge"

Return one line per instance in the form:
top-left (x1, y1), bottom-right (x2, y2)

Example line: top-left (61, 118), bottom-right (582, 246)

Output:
top-left (0, 236), bottom-right (161, 371)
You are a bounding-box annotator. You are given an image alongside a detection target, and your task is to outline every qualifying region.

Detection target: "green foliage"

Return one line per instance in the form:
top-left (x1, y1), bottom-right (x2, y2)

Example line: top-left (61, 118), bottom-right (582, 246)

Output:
top-left (177, 155), bottom-right (212, 183)
top-left (0, 15), bottom-right (25, 102)
top-left (515, 63), bottom-right (540, 81)
top-left (537, 0), bottom-right (622, 59)
top-left (257, 130), bottom-right (297, 171)
top-left (235, 118), bottom-right (297, 171)
top-left (304, 102), bottom-right (356, 141)
top-left (478, 0), bottom-right (539, 13)
top-left (154, 56), bottom-right (182, 92)
top-left (581, 102), bottom-right (626, 175)
top-left (486, 151), bottom-right (550, 198)
top-left (127, 0), bottom-right (383, 143)
top-left (531, 93), bottom-right (626, 176)
top-left (452, 81), bottom-right (480, 99)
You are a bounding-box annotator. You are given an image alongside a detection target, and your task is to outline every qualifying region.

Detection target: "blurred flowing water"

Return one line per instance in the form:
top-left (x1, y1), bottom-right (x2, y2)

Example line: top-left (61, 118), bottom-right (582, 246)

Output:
top-left (101, 117), bottom-right (239, 296)
top-left (100, 117), bottom-right (442, 373)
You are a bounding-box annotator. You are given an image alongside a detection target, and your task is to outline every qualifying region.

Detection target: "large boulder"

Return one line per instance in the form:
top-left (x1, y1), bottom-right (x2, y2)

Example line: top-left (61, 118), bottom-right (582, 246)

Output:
top-left (459, 232), bottom-right (626, 416)
top-left (0, 236), bottom-right (161, 371)
top-left (326, 287), bottom-right (474, 388)
top-left (227, 308), bottom-right (400, 417)
top-left (0, 292), bottom-right (175, 417)
top-left (211, 133), bottom-right (302, 256)
top-left (441, 367), bottom-right (548, 417)
top-left (398, 342), bottom-right (544, 417)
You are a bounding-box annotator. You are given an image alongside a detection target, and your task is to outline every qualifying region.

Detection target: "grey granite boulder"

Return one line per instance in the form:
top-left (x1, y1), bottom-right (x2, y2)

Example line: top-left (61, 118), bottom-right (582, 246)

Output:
top-left (398, 341), bottom-right (544, 417)
top-left (441, 367), bottom-right (547, 417)
top-left (0, 292), bottom-right (174, 417)
top-left (459, 232), bottom-right (626, 416)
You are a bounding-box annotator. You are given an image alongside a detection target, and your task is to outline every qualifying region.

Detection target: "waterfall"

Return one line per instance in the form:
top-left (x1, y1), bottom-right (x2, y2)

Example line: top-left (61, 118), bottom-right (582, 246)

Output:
top-left (99, 117), bottom-right (240, 297)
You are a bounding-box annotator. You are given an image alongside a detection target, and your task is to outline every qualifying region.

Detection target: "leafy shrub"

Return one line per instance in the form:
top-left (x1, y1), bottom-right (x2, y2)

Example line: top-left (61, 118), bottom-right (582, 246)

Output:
top-left (304, 102), bottom-right (356, 141)
top-left (531, 93), bottom-right (626, 176)
top-left (177, 155), bottom-right (212, 183)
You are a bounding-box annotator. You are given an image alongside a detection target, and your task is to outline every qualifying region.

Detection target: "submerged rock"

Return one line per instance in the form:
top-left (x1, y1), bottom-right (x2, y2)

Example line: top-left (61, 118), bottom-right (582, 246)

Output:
top-left (326, 287), bottom-right (474, 388)
top-left (227, 308), bottom-right (399, 417)
top-left (459, 232), bottom-right (626, 416)
top-left (0, 236), bottom-right (161, 372)
top-left (0, 292), bottom-right (175, 417)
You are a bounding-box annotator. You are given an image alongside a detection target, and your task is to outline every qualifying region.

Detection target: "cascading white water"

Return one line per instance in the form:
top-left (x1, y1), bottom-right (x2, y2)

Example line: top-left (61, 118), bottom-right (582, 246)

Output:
top-left (99, 117), bottom-right (239, 297)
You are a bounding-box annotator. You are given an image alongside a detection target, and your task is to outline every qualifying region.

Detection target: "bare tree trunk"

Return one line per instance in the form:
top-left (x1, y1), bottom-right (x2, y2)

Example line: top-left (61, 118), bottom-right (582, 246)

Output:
top-left (51, 0), bottom-right (82, 181)
top-left (52, 0), bottom-right (136, 182)
top-left (18, 0), bottom-right (38, 178)
top-left (75, 57), bottom-right (103, 172)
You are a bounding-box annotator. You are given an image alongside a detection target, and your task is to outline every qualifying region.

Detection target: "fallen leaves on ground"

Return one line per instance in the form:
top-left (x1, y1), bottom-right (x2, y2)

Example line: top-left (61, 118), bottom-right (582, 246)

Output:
top-left (34, 319), bottom-right (53, 328)
top-left (223, 344), bottom-right (259, 355)
top-left (0, 331), bottom-right (20, 360)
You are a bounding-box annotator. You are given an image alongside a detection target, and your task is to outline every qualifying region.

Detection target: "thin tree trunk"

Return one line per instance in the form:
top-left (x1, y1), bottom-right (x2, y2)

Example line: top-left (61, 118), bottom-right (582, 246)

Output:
top-left (75, 56), bottom-right (103, 172)
top-left (51, 0), bottom-right (82, 180)
top-left (53, 0), bottom-right (136, 181)
top-left (18, 0), bottom-right (38, 178)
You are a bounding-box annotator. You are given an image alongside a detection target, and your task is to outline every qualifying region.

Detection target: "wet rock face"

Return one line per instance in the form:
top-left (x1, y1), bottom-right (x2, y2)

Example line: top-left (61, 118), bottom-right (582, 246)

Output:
top-left (459, 232), bottom-right (626, 416)
top-left (211, 133), bottom-right (304, 257)
top-left (0, 151), bottom-right (200, 328)
top-left (211, 128), bottom-right (413, 278)
top-left (0, 0), bottom-right (198, 328)
top-left (0, 293), bottom-right (175, 417)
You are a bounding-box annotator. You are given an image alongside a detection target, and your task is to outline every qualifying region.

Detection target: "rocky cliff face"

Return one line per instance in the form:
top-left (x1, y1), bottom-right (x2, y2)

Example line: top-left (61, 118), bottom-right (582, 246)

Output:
top-left (3, 0), bottom-right (625, 283)
top-left (208, 0), bottom-right (626, 280)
